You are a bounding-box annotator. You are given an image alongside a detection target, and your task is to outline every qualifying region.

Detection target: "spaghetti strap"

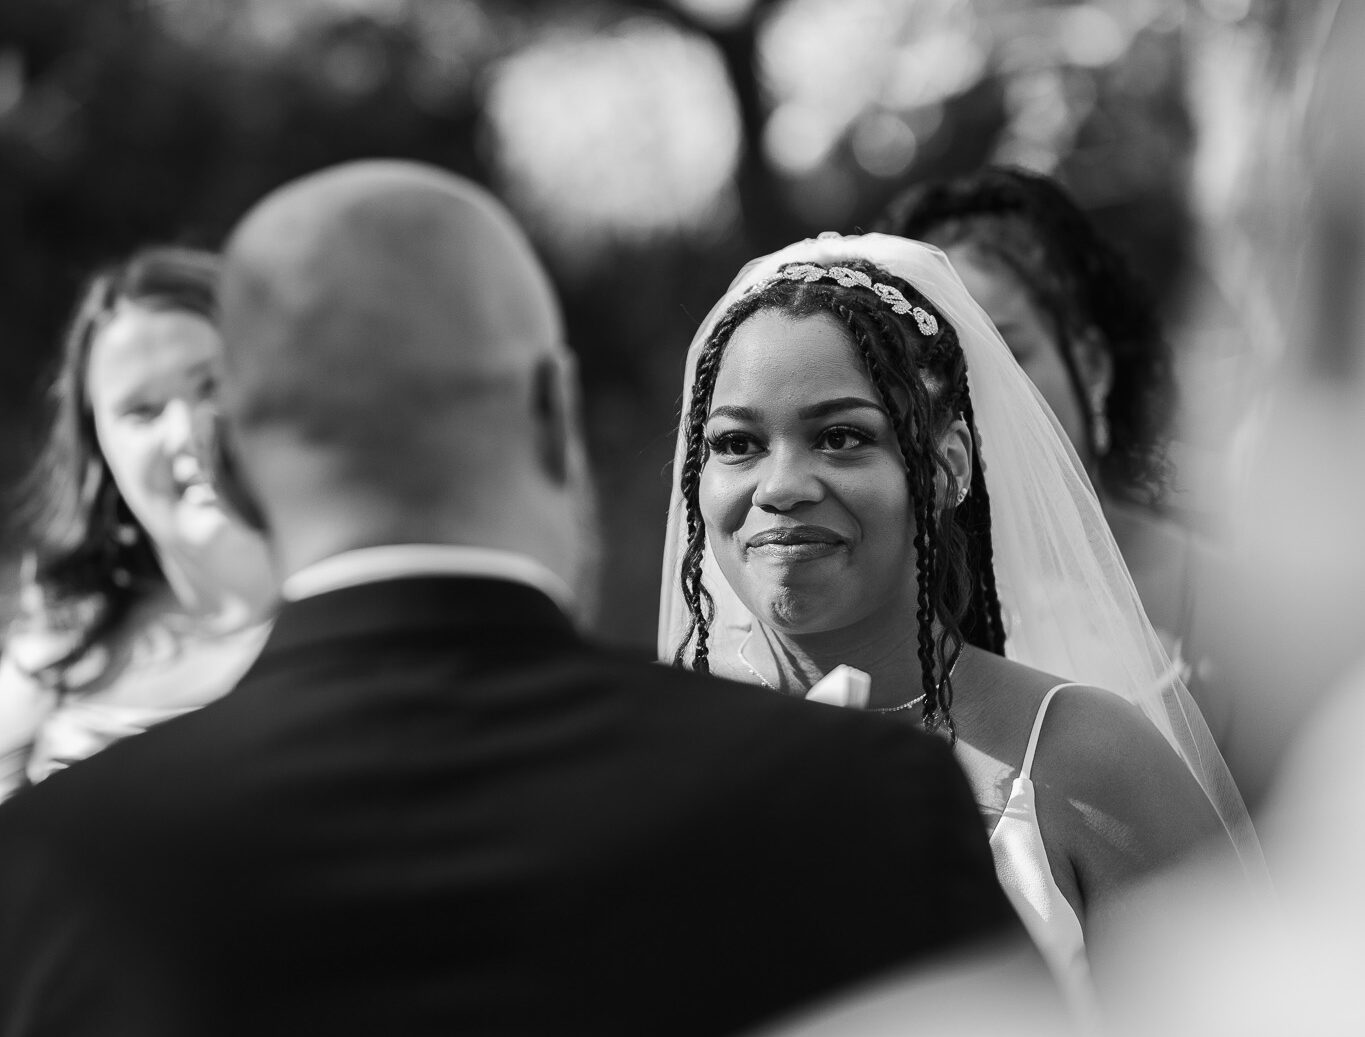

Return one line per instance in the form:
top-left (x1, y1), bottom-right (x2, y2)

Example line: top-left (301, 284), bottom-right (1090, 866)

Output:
top-left (1019, 683), bottom-right (1081, 781)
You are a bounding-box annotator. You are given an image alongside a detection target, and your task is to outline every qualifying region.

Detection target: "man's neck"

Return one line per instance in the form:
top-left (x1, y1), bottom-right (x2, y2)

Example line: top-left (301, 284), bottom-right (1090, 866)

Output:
top-left (280, 543), bottom-right (576, 616)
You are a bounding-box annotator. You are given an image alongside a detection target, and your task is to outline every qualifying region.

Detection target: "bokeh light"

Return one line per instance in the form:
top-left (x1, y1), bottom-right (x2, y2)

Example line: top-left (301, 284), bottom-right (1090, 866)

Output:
top-left (668, 0), bottom-right (760, 32)
top-left (849, 110), bottom-right (919, 178)
top-left (757, 0), bottom-right (986, 208)
top-left (1057, 5), bottom-right (1128, 67)
top-left (484, 14), bottom-right (742, 267)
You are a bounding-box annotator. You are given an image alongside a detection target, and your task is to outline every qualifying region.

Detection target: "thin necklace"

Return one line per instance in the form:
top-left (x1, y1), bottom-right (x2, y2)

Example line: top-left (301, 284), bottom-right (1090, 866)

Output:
top-left (869, 692), bottom-right (926, 713)
top-left (737, 629), bottom-right (779, 691)
top-left (737, 630), bottom-right (961, 711)
top-left (869, 650), bottom-right (960, 713)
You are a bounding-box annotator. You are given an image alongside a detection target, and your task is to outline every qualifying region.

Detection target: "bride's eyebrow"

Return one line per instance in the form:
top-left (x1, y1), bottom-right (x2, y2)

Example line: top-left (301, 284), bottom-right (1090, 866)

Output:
top-left (706, 405), bottom-right (759, 422)
top-left (797, 397), bottom-right (887, 420)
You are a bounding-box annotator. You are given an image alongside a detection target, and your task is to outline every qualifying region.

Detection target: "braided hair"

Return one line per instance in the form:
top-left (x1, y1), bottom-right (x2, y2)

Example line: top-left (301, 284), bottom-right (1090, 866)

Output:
top-left (875, 165), bottom-right (1175, 508)
top-left (672, 259), bottom-right (1006, 735)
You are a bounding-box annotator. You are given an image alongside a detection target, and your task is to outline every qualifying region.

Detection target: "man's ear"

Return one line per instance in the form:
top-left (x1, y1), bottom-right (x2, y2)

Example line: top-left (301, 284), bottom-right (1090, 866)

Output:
top-left (530, 349), bottom-right (580, 488)
top-left (936, 417), bottom-right (973, 508)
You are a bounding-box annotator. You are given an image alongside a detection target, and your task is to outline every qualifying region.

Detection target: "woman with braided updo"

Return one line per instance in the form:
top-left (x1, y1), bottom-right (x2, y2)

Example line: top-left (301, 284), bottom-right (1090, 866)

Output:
top-left (872, 168), bottom-right (1216, 695)
top-left (658, 233), bottom-right (1261, 1019)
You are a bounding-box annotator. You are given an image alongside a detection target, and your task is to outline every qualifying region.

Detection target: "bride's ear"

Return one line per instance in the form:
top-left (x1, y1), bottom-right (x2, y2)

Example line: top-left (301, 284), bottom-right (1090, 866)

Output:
top-left (936, 417), bottom-right (973, 509)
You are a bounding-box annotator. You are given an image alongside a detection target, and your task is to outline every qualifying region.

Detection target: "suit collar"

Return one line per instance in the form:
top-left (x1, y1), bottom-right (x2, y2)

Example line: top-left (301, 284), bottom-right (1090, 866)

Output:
top-left (262, 576), bottom-right (579, 658)
top-left (282, 545), bottom-right (574, 615)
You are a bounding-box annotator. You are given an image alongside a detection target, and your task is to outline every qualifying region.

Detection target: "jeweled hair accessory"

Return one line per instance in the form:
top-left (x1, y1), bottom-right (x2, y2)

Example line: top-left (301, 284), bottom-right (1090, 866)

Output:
top-left (747, 262), bottom-right (940, 337)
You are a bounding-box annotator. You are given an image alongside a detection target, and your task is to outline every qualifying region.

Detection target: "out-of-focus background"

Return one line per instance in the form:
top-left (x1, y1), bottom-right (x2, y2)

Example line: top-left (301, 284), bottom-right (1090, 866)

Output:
top-left (0, 0), bottom-right (1314, 650)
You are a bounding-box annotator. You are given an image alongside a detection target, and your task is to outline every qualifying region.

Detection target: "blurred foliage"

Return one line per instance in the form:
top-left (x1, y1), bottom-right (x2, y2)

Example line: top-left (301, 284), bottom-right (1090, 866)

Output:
top-left (0, 0), bottom-right (1270, 646)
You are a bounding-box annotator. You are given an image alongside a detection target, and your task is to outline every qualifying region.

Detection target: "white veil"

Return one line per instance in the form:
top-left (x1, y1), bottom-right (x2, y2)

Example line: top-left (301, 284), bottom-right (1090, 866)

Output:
top-left (658, 232), bottom-right (1263, 872)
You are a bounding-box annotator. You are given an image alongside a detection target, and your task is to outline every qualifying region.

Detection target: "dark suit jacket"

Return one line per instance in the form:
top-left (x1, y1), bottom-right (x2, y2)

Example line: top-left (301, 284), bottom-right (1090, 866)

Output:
top-left (0, 577), bottom-right (1025, 1037)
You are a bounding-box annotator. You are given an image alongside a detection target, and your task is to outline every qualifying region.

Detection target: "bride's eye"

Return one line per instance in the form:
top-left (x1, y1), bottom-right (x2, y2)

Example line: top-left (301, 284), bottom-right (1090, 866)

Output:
top-left (817, 426), bottom-right (872, 451)
top-left (705, 430), bottom-right (760, 458)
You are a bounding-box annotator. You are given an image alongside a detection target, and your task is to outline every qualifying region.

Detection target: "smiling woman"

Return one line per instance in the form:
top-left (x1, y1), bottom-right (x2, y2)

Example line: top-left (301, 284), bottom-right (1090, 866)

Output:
top-left (0, 247), bottom-right (275, 802)
top-left (87, 304), bottom-right (226, 548)
top-left (659, 233), bottom-right (1264, 1024)
top-left (700, 309), bottom-right (929, 640)
top-left (670, 255), bottom-right (993, 720)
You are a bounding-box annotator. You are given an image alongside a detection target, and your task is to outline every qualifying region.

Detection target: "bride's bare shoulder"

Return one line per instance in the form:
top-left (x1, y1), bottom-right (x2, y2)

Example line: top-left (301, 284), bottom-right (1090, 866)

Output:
top-left (964, 652), bottom-right (1179, 766)
top-left (1039, 684), bottom-right (1179, 770)
top-left (1031, 684), bottom-right (1225, 865)
top-left (948, 650), bottom-right (1066, 762)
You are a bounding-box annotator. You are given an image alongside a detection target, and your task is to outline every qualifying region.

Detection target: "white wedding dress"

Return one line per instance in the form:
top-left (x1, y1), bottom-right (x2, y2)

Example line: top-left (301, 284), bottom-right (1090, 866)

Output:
top-left (807, 668), bottom-right (1099, 1021)
top-left (986, 683), bottom-right (1099, 1023)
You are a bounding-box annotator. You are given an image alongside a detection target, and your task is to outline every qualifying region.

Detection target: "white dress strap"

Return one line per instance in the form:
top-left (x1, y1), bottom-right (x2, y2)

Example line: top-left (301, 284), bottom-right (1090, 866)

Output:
top-left (1019, 683), bottom-right (1080, 781)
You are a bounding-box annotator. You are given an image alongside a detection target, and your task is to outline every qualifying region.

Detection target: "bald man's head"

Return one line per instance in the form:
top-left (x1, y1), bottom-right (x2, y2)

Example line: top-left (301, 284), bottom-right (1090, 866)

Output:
top-left (221, 160), bottom-right (562, 444)
top-left (214, 161), bottom-right (593, 586)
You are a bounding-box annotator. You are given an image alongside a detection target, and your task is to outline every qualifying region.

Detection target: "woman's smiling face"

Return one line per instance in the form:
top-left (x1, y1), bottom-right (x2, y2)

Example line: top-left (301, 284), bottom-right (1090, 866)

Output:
top-left (699, 309), bottom-right (917, 636)
top-left (86, 302), bottom-right (229, 553)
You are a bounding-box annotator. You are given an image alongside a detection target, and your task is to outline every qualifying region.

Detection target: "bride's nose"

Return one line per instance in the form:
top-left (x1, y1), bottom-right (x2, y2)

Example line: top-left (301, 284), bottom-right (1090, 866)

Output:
top-left (752, 445), bottom-right (824, 512)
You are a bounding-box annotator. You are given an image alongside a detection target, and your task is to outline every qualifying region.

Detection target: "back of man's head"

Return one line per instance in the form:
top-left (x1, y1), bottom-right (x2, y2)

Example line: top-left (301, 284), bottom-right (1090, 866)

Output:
top-left (218, 160), bottom-right (590, 588)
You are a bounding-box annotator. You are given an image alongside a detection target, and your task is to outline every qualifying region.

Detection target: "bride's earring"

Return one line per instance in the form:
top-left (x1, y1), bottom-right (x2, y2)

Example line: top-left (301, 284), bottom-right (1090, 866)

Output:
top-left (956, 483), bottom-right (968, 505)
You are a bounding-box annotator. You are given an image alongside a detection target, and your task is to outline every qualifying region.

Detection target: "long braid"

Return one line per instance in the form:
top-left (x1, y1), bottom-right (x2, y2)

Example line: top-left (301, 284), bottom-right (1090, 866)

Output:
top-left (913, 498), bottom-right (950, 732)
top-left (914, 319), bottom-right (976, 726)
top-left (672, 307), bottom-right (751, 671)
top-left (955, 374), bottom-right (1007, 654)
top-left (836, 297), bottom-right (955, 735)
top-left (899, 342), bottom-right (956, 735)
top-left (673, 345), bottom-right (720, 671)
top-left (938, 357), bottom-right (1006, 656)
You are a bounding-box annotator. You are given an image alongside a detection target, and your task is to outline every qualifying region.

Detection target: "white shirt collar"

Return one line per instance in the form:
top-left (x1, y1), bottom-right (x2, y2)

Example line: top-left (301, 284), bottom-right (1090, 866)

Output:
top-left (281, 544), bottom-right (575, 615)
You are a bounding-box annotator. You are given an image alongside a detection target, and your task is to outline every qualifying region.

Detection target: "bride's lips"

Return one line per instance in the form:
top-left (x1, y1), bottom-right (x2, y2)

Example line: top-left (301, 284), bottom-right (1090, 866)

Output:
top-left (746, 525), bottom-right (844, 560)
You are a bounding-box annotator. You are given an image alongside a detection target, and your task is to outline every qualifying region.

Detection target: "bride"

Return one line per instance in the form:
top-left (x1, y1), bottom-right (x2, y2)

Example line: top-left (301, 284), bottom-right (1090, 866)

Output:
top-left (658, 233), bottom-right (1262, 1017)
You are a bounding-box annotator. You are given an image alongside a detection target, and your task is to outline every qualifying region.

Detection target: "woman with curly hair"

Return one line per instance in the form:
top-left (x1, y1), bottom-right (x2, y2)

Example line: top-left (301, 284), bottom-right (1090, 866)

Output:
top-left (658, 233), bottom-right (1261, 1020)
top-left (873, 168), bottom-right (1212, 671)
top-left (0, 246), bottom-right (274, 801)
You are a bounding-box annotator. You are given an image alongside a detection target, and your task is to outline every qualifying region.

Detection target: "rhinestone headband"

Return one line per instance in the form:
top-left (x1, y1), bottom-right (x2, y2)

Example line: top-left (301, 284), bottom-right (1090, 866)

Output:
top-left (746, 262), bottom-right (940, 337)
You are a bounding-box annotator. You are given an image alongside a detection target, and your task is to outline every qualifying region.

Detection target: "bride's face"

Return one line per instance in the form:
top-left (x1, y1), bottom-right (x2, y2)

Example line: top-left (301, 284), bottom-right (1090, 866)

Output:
top-left (699, 309), bottom-right (917, 636)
